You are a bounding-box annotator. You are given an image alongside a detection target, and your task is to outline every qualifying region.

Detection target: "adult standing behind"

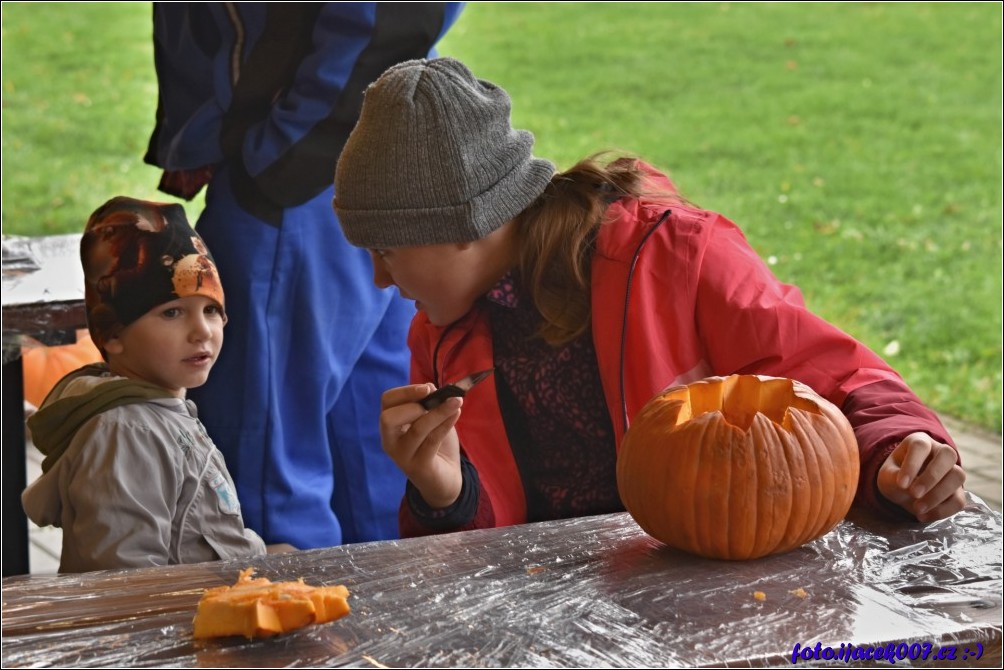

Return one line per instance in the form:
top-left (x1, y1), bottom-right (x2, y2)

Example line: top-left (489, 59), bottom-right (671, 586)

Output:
top-left (144, 3), bottom-right (465, 549)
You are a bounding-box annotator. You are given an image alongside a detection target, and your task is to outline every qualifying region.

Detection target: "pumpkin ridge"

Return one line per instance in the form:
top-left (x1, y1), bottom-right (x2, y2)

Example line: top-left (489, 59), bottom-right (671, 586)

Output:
top-left (652, 421), bottom-right (679, 545)
top-left (712, 415), bottom-right (747, 558)
top-left (769, 415), bottom-right (805, 553)
top-left (759, 415), bottom-right (791, 558)
top-left (731, 417), bottom-right (757, 559)
top-left (688, 415), bottom-right (714, 556)
top-left (812, 409), bottom-right (839, 542)
top-left (799, 405), bottom-right (853, 540)
top-left (817, 414), bottom-right (847, 538)
top-left (771, 412), bottom-right (799, 557)
top-left (749, 414), bottom-right (779, 558)
top-left (789, 408), bottom-right (830, 548)
top-left (711, 418), bottom-right (733, 559)
top-left (746, 417), bottom-right (764, 560)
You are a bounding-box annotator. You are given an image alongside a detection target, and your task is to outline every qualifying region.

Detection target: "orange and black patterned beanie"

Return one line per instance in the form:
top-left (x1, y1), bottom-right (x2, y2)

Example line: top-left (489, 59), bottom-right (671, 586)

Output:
top-left (80, 196), bottom-right (225, 351)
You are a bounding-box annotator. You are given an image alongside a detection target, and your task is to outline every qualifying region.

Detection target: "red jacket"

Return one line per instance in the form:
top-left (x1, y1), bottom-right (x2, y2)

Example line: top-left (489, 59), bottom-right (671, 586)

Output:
top-left (407, 165), bottom-right (954, 533)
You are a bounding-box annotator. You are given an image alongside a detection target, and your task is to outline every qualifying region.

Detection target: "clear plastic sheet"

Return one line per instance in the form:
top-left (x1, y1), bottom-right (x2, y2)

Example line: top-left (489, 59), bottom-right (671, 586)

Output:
top-left (2, 234), bottom-right (87, 361)
top-left (3, 495), bottom-right (1001, 668)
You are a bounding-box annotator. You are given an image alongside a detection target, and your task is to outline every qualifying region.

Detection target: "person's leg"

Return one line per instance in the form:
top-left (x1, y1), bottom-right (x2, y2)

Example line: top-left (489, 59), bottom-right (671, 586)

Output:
top-left (192, 173), bottom-right (357, 548)
top-left (191, 173), bottom-right (409, 548)
top-left (189, 169), bottom-right (295, 541)
top-left (328, 292), bottom-right (412, 543)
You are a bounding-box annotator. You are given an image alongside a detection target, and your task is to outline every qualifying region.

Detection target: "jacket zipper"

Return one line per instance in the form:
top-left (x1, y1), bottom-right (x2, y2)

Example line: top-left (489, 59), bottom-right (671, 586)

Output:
top-left (618, 209), bottom-right (672, 435)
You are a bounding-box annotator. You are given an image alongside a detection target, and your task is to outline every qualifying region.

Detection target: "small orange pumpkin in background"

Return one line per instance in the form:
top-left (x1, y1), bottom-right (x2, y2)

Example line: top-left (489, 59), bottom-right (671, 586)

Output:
top-left (21, 330), bottom-right (102, 407)
top-left (617, 375), bottom-right (859, 560)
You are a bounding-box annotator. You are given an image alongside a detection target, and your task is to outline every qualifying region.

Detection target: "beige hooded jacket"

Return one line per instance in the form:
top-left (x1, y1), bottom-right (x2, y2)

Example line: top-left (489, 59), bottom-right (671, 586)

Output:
top-left (22, 365), bottom-right (265, 572)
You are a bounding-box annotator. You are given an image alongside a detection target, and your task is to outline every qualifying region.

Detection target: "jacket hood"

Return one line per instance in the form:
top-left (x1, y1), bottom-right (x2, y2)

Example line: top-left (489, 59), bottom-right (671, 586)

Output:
top-left (27, 364), bottom-right (176, 473)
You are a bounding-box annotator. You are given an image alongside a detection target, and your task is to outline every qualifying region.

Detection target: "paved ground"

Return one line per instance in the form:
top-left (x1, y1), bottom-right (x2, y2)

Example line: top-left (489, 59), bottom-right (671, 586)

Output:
top-left (940, 415), bottom-right (1003, 513)
top-left (24, 415), bottom-right (1002, 575)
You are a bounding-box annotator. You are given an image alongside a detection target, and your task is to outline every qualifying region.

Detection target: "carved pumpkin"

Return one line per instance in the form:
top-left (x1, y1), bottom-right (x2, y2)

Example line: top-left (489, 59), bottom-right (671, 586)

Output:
top-left (617, 375), bottom-right (859, 560)
top-left (193, 568), bottom-right (350, 639)
top-left (21, 330), bottom-right (102, 407)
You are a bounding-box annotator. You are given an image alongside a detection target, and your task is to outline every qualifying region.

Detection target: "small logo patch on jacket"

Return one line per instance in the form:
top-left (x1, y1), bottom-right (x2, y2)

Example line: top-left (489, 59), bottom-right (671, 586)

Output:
top-left (176, 430), bottom-right (195, 455)
top-left (209, 472), bottom-right (240, 515)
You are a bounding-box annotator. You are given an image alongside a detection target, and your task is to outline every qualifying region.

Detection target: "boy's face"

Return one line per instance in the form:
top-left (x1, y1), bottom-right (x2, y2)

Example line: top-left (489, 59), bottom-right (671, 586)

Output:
top-left (103, 295), bottom-right (225, 397)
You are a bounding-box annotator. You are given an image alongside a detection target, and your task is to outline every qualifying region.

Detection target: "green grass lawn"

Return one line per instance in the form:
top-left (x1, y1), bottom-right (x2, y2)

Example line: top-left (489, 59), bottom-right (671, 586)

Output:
top-left (3, 2), bottom-right (1001, 431)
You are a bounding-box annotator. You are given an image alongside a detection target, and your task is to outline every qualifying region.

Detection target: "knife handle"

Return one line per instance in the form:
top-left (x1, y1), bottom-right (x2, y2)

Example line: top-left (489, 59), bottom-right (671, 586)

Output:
top-left (419, 384), bottom-right (466, 410)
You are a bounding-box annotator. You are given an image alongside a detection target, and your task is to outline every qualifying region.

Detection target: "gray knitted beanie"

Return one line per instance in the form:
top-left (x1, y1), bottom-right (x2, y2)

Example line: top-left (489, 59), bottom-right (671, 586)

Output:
top-left (334, 58), bottom-right (555, 248)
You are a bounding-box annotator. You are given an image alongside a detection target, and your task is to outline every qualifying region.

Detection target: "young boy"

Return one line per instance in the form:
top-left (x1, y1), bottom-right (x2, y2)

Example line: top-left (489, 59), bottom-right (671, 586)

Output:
top-left (21, 196), bottom-right (266, 573)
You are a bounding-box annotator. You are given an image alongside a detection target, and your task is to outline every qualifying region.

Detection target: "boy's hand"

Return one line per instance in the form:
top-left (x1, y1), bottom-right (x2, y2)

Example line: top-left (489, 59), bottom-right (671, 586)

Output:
top-left (877, 432), bottom-right (966, 522)
top-left (380, 384), bottom-right (463, 509)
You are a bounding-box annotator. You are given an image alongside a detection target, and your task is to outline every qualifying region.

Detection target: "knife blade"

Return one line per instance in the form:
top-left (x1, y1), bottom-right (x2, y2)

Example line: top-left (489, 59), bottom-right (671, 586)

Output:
top-left (419, 368), bottom-right (495, 410)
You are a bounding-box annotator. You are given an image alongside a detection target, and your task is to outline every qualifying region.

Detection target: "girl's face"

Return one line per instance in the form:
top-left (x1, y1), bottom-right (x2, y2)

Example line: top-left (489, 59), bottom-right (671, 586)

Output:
top-left (104, 295), bottom-right (225, 397)
top-left (369, 227), bottom-right (515, 326)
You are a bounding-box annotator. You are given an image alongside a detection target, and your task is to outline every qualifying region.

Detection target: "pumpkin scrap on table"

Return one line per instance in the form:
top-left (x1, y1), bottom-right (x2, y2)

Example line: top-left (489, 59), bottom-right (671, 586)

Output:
top-left (617, 375), bottom-right (859, 561)
top-left (193, 568), bottom-right (350, 639)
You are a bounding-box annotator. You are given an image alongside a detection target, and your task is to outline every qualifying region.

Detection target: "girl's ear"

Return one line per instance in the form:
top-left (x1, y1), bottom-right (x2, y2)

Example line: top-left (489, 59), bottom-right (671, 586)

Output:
top-left (103, 336), bottom-right (124, 356)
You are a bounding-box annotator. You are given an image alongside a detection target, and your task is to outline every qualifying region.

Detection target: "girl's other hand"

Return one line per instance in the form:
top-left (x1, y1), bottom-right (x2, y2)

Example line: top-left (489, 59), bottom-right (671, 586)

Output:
top-left (379, 384), bottom-right (463, 509)
top-left (877, 432), bottom-right (967, 522)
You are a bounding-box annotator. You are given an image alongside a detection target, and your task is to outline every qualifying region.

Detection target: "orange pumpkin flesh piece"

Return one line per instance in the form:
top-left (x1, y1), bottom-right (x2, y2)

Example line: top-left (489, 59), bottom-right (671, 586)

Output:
top-left (193, 569), bottom-right (350, 639)
top-left (617, 375), bottom-right (859, 560)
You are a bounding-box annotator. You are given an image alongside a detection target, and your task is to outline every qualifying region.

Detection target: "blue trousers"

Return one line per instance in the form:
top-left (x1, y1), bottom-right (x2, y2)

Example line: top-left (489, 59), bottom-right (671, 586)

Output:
top-left (188, 169), bottom-right (410, 548)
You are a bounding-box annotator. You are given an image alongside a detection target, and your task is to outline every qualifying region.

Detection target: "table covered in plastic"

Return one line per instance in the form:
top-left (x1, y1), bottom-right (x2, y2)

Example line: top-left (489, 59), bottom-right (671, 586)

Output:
top-left (2, 498), bottom-right (1001, 668)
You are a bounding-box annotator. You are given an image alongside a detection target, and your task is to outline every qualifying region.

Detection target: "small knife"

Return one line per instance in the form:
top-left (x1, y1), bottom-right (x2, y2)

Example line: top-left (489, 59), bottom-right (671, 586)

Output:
top-left (419, 368), bottom-right (495, 410)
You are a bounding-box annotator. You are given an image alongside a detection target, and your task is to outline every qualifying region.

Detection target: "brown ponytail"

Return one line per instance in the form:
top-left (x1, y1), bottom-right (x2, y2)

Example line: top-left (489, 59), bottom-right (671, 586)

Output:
top-left (514, 153), bottom-right (679, 346)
